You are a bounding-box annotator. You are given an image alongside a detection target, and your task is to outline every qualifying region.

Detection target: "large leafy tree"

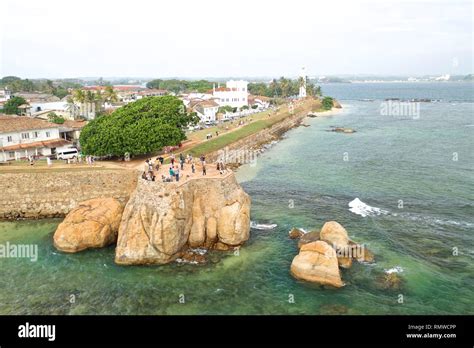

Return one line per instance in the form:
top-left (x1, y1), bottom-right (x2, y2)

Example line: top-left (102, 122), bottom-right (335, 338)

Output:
top-left (3, 96), bottom-right (28, 115)
top-left (80, 96), bottom-right (199, 157)
top-left (146, 79), bottom-right (213, 93)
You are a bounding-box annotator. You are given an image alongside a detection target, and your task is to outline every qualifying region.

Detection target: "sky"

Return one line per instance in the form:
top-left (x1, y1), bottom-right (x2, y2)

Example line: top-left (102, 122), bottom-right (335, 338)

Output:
top-left (0, 0), bottom-right (472, 78)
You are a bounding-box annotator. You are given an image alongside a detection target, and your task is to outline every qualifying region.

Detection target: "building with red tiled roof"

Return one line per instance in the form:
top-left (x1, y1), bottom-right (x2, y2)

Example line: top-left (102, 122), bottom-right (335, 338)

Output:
top-left (189, 99), bottom-right (219, 123)
top-left (0, 115), bottom-right (71, 162)
top-left (212, 80), bottom-right (249, 108)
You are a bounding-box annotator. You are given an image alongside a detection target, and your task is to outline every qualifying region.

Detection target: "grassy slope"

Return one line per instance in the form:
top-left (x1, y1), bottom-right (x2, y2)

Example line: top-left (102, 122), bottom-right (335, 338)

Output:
top-left (182, 100), bottom-right (313, 157)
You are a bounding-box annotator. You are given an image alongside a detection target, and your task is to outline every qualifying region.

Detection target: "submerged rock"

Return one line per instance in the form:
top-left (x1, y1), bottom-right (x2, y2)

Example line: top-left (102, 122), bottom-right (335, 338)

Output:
top-left (330, 127), bottom-right (356, 133)
top-left (53, 198), bottom-right (124, 253)
top-left (376, 272), bottom-right (403, 291)
top-left (289, 228), bottom-right (305, 239)
top-left (349, 240), bottom-right (375, 263)
top-left (115, 173), bottom-right (250, 265)
top-left (297, 230), bottom-right (320, 248)
top-left (290, 241), bottom-right (344, 288)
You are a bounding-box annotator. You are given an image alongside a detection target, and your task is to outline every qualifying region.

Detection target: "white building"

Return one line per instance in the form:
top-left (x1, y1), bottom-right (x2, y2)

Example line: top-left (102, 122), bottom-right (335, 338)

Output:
top-left (0, 88), bottom-right (11, 102)
top-left (189, 100), bottom-right (219, 123)
top-left (0, 115), bottom-right (70, 162)
top-left (248, 95), bottom-right (271, 109)
top-left (213, 80), bottom-right (248, 108)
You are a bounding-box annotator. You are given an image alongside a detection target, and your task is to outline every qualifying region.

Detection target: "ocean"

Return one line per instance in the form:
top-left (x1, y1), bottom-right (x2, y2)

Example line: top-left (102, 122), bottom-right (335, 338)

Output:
top-left (1, 82), bottom-right (473, 314)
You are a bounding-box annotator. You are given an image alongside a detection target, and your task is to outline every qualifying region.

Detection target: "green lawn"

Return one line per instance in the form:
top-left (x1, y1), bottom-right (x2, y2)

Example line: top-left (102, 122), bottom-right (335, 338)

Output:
top-left (182, 103), bottom-right (308, 157)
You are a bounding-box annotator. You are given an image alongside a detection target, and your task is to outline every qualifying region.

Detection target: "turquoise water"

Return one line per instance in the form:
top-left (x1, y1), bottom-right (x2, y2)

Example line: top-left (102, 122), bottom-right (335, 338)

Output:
top-left (1, 82), bottom-right (473, 314)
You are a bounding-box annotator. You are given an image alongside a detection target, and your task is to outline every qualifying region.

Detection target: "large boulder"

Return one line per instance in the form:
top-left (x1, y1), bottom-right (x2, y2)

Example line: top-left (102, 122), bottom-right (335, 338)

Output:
top-left (290, 241), bottom-right (344, 288)
top-left (53, 198), bottom-right (124, 253)
top-left (320, 221), bottom-right (352, 269)
top-left (115, 173), bottom-right (250, 265)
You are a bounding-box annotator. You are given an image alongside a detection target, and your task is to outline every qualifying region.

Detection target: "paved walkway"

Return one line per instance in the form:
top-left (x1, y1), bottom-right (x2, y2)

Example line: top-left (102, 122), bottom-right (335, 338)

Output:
top-left (140, 159), bottom-right (231, 185)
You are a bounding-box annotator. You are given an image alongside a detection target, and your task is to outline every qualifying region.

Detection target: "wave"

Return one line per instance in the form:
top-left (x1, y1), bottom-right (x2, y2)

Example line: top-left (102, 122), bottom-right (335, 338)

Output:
top-left (384, 266), bottom-right (404, 274)
top-left (348, 198), bottom-right (473, 228)
top-left (348, 198), bottom-right (389, 217)
top-left (250, 221), bottom-right (278, 230)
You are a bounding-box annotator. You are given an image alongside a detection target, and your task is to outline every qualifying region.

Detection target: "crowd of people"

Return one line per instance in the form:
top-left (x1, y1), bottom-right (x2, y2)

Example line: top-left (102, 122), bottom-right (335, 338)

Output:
top-left (141, 152), bottom-right (228, 183)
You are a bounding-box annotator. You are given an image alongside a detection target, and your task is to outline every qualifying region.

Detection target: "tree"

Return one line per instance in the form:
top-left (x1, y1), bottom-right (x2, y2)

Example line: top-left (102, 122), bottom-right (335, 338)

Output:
top-left (307, 83), bottom-right (321, 97)
top-left (218, 105), bottom-right (234, 114)
top-left (103, 86), bottom-right (118, 104)
top-left (3, 96), bottom-right (28, 115)
top-left (47, 112), bottom-right (65, 124)
top-left (66, 96), bottom-right (80, 119)
top-left (248, 82), bottom-right (269, 96)
top-left (146, 79), bottom-right (214, 94)
top-left (322, 97), bottom-right (334, 110)
top-left (52, 87), bottom-right (68, 99)
top-left (80, 96), bottom-right (199, 157)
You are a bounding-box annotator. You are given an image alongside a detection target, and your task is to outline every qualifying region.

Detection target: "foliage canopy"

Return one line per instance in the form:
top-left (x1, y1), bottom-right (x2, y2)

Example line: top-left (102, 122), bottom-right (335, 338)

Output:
top-left (79, 96), bottom-right (198, 157)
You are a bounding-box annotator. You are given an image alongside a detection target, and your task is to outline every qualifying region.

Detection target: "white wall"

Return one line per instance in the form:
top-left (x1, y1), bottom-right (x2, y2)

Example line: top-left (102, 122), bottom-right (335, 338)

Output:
top-left (0, 127), bottom-right (60, 147)
top-left (213, 80), bottom-right (249, 108)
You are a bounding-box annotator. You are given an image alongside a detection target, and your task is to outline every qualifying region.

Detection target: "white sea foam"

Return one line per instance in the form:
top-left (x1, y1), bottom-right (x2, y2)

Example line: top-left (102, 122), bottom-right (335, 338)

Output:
top-left (348, 198), bottom-right (388, 217)
top-left (250, 221), bottom-right (278, 230)
top-left (384, 266), bottom-right (404, 274)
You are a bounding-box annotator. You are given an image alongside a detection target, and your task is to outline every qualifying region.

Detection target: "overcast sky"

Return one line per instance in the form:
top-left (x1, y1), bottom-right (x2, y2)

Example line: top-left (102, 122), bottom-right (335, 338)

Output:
top-left (0, 0), bottom-right (472, 78)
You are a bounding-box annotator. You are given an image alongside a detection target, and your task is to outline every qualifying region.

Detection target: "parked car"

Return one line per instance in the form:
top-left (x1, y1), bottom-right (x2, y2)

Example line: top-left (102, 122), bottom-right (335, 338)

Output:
top-left (56, 147), bottom-right (79, 160)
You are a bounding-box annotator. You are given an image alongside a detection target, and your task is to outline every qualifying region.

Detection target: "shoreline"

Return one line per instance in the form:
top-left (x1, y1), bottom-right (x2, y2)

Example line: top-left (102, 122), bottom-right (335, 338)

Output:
top-left (0, 99), bottom-right (343, 221)
top-left (232, 105), bottom-right (345, 168)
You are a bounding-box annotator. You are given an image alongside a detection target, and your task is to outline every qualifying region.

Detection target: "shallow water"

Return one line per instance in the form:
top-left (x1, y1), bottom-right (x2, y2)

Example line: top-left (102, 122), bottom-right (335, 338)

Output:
top-left (0, 82), bottom-right (473, 314)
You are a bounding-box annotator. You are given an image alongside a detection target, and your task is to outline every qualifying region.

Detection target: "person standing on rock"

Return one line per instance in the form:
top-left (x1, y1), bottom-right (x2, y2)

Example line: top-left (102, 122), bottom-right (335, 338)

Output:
top-left (175, 165), bottom-right (180, 182)
top-left (158, 156), bottom-right (164, 165)
top-left (202, 161), bottom-right (207, 176)
top-left (169, 166), bottom-right (175, 181)
top-left (191, 161), bottom-right (195, 174)
top-left (170, 154), bottom-right (175, 166)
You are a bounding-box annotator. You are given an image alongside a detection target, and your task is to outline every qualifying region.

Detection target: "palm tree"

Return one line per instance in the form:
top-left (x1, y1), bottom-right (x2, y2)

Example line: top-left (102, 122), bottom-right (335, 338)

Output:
top-left (93, 90), bottom-right (105, 116)
top-left (66, 96), bottom-right (80, 119)
top-left (103, 86), bottom-right (118, 104)
top-left (85, 90), bottom-right (97, 118)
top-left (72, 89), bottom-right (86, 118)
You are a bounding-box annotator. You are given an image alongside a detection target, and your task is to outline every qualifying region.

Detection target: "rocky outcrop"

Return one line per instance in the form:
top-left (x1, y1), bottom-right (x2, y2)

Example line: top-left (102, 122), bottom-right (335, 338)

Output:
top-left (53, 198), bottom-right (124, 253)
top-left (332, 99), bottom-right (342, 108)
top-left (330, 127), bottom-right (356, 133)
top-left (290, 221), bottom-right (375, 288)
top-left (320, 221), bottom-right (352, 269)
top-left (290, 241), bottom-right (344, 288)
top-left (115, 173), bottom-right (250, 265)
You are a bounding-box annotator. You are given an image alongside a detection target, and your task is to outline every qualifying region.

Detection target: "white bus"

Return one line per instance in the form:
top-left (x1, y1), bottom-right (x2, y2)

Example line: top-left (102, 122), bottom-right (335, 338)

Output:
top-left (56, 147), bottom-right (79, 160)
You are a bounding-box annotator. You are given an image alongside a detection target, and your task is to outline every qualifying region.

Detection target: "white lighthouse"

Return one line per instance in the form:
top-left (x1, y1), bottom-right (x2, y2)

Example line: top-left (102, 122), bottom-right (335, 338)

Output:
top-left (298, 67), bottom-right (307, 98)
